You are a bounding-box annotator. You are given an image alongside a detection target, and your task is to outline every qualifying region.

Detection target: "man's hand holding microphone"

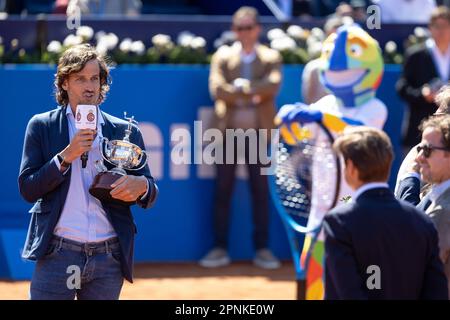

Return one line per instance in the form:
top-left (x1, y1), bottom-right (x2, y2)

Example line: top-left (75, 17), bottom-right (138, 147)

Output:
top-left (58, 129), bottom-right (97, 172)
top-left (57, 105), bottom-right (97, 171)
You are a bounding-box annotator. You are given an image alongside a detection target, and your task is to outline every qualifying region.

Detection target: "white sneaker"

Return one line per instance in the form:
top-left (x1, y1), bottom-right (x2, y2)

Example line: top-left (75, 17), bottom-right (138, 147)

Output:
top-left (253, 249), bottom-right (281, 269)
top-left (199, 248), bottom-right (231, 268)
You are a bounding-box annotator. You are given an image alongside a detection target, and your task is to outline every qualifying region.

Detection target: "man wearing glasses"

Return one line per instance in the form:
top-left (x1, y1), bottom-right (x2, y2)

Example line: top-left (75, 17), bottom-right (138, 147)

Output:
top-left (200, 6), bottom-right (282, 269)
top-left (395, 85), bottom-right (450, 209)
top-left (414, 115), bottom-right (450, 297)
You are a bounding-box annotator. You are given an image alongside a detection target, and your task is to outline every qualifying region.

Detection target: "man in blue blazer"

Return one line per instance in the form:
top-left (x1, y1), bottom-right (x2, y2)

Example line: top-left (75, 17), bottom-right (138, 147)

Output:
top-left (18, 44), bottom-right (158, 300)
top-left (323, 127), bottom-right (448, 299)
top-left (395, 85), bottom-right (450, 209)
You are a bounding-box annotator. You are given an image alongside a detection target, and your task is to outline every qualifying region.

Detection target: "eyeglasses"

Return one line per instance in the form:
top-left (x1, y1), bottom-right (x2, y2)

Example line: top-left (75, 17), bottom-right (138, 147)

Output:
top-left (416, 143), bottom-right (450, 158)
top-left (233, 24), bottom-right (256, 32)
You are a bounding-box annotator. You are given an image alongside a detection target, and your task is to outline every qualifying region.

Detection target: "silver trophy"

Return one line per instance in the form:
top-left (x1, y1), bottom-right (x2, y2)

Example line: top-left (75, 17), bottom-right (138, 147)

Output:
top-left (89, 112), bottom-right (147, 204)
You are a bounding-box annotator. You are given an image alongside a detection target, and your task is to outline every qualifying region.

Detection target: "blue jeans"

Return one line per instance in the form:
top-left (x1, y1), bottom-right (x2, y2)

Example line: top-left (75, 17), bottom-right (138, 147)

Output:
top-left (30, 236), bottom-right (124, 300)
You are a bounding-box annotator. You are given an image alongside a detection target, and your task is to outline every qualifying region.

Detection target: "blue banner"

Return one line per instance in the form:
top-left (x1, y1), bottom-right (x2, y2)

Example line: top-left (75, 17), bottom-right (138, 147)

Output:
top-left (0, 64), bottom-right (404, 278)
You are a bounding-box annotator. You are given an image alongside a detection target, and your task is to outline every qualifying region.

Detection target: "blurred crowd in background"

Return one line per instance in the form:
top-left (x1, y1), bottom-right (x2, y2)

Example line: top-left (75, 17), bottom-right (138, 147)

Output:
top-left (0, 0), bottom-right (448, 20)
top-left (1, 0), bottom-right (449, 65)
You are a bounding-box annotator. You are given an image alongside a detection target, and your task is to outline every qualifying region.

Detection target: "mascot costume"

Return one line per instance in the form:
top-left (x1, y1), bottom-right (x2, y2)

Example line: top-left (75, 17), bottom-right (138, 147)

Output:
top-left (275, 24), bottom-right (388, 299)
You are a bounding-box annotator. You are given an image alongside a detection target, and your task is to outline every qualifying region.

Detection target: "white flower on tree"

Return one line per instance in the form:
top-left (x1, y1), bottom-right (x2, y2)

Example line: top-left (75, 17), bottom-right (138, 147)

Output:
top-left (47, 40), bottom-right (62, 53)
top-left (177, 31), bottom-right (195, 47)
top-left (152, 34), bottom-right (173, 49)
top-left (119, 38), bottom-right (133, 53)
top-left (270, 36), bottom-right (297, 51)
top-left (190, 37), bottom-right (206, 50)
top-left (267, 28), bottom-right (286, 41)
top-left (287, 25), bottom-right (305, 40)
top-left (63, 34), bottom-right (83, 47)
top-left (131, 40), bottom-right (145, 56)
top-left (76, 26), bottom-right (94, 41)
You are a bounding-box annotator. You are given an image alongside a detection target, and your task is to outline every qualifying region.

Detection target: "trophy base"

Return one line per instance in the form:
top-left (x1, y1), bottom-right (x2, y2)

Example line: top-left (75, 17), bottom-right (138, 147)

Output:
top-left (89, 171), bottom-right (135, 206)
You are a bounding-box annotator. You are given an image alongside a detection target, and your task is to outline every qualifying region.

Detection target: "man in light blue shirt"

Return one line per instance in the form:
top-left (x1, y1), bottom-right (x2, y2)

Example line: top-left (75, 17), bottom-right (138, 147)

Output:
top-left (18, 44), bottom-right (158, 300)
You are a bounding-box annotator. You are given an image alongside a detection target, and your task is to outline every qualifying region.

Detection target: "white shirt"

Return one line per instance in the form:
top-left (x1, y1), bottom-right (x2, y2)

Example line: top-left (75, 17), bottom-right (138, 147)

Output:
top-left (373, 0), bottom-right (436, 24)
top-left (232, 41), bottom-right (257, 64)
top-left (353, 182), bottom-right (390, 201)
top-left (429, 179), bottom-right (450, 204)
top-left (426, 38), bottom-right (450, 83)
top-left (240, 49), bottom-right (256, 64)
top-left (53, 105), bottom-right (117, 243)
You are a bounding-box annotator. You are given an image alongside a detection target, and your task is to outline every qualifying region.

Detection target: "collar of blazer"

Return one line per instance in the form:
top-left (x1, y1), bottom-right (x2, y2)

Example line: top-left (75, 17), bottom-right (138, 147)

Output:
top-left (226, 43), bottom-right (264, 72)
top-left (426, 187), bottom-right (450, 215)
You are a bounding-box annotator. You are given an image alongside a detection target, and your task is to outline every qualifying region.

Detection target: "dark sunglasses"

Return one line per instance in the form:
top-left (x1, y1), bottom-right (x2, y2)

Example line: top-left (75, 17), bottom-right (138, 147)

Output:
top-left (416, 143), bottom-right (450, 158)
top-left (233, 24), bottom-right (256, 32)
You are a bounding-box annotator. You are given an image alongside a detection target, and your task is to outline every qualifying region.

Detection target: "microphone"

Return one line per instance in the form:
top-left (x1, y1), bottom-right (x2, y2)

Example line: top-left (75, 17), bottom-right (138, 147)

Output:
top-left (81, 152), bottom-right (88, 168)
top-left (75, 105), bottom-right (98, 169)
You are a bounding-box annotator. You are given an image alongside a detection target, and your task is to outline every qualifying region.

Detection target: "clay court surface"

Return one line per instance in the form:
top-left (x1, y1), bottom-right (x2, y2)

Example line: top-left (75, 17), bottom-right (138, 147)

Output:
top-left (0, 261), bottom-right (296, 300)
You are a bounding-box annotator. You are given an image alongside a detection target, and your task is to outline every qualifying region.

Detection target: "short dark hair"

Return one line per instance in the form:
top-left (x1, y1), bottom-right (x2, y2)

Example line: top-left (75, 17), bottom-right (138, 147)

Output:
top-left (430, 5), bottom-right (450, 25)
top-left (419, 114), bottom-right (450, 150)
top-left (232, 6), bottom-right (260, 26)
top-left (333, 127), bottom-right (394, 182)
top-left (54, 44), bottom-right (111, 106)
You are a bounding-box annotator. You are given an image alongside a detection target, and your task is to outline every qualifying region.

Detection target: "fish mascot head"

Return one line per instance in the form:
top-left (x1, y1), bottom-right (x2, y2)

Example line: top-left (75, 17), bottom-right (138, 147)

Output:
top-left (320, 24), bottom-right (384, 107)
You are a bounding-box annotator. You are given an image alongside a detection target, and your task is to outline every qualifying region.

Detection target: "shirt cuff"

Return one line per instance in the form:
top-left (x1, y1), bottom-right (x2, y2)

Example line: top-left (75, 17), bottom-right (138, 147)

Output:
top-left (139, 179), bottom-right (149, 200)
top-left (53, 155), bottom-right (70, 175)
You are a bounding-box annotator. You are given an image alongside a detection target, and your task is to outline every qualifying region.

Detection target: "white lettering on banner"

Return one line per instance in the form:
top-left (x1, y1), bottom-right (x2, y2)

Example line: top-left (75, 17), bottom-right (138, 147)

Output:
top-left (138, 107), bottom-right (279, 180)
top-left (170, 124), bottom-right (190, 180)
top-left (139, 122), bottom-right (163, 179)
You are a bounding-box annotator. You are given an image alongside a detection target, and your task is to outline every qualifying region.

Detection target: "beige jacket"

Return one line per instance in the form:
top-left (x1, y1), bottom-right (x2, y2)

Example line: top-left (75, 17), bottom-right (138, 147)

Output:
top-left (427, 187), bottom-right (450, 297)
top-left (208, 43), bottom-right (282, 133)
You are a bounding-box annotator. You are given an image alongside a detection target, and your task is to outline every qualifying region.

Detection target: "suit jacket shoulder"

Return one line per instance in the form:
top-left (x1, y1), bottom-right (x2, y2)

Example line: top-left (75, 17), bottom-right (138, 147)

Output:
top-left (255, 44), bottom-right (281, 63)
top-left (28, 106), bottom-right (63, 125)
top-left (404, 43), bottom-right (429, 60)
top-left (212, 44), bottom-right (235, 61)
top-left (427, 188), bottom-right (450, 221)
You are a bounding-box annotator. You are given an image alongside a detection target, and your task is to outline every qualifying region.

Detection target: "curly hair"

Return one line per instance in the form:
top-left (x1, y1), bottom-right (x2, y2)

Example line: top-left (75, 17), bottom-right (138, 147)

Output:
top-left (54, 44), bottom-right (111, 106)
top-left (420, 115), bottom-right (450, 150)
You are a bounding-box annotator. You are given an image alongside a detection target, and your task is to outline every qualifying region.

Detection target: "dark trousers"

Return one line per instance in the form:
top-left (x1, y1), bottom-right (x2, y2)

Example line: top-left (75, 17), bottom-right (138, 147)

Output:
top-left (213, 133), bottom-right (270, 250)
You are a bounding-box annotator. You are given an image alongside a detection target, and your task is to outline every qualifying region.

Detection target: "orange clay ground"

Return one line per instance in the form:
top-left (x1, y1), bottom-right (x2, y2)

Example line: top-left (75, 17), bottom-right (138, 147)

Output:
top-left (0, 261), bottom-right (296, 300)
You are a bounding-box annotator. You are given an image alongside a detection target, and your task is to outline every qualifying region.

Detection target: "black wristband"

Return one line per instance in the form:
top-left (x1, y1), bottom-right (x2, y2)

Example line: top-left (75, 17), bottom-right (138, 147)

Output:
top-left (57, 154), bottom-right (71, 168)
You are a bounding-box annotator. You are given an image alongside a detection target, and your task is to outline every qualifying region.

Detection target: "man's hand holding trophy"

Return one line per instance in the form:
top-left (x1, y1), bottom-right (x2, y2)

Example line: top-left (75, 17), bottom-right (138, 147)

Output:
top-left (60, 105), bottom-right (149, 205)
top-left (89, 111), bottom-right (149, 205)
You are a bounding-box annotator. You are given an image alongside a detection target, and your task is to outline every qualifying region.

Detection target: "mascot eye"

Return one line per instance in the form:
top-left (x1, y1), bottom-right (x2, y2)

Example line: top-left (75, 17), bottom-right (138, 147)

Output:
top-left (349, 44), bottom-right (363, 57)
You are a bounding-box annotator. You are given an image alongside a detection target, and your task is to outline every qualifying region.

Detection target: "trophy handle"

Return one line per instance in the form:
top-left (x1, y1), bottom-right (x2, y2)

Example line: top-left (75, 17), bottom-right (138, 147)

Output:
top-left (127, 150), bottom-right (148, 171)
top-left (100, 137), bottom-right (117, 167)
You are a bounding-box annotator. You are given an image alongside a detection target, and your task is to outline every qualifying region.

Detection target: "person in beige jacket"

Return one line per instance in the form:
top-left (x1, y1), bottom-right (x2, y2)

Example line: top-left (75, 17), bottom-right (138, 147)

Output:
top-left (199, 6), bottom-right (282, 269)
top-left (416, 114), bottom-right (450, 298)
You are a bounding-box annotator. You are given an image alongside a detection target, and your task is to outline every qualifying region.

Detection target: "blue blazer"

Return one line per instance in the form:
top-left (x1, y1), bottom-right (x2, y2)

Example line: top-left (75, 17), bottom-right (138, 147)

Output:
top-left (323, 188), bottom-right (448, 299)
top-left (18, 106), bottom-right (158, 282)
top-left (395, 176), bottom-right (432, 211)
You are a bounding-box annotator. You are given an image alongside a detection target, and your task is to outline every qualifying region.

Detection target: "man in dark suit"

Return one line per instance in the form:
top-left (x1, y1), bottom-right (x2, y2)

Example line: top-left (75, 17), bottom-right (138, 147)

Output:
top-left (396, 6), bottom-right (450, 150)
top-left (18, 44), bottom-right (158, 300)
top-left (323, 126), bottom-right (448, 299)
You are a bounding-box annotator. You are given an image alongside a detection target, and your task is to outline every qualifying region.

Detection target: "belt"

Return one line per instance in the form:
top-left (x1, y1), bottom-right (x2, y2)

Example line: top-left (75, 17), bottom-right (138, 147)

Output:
top-left (51, 235), bottom-right (120, 256)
